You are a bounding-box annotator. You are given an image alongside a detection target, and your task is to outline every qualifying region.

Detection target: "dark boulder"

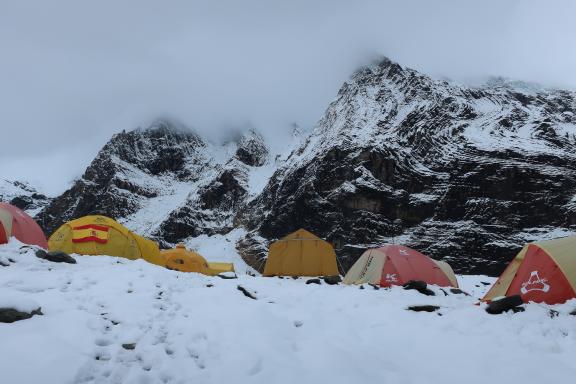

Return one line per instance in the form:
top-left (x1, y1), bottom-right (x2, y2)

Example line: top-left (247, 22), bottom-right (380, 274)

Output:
top-left (35, 249), bottom-right (77, 264)
top-left (237, 285), bottom-right (257, 300)
top-left (0, 307), bottom-right (43, 323)
top-left (406, 305), bottom-right (440, 312)
top-left (485, 295), bottom-right (524, 315)
top-left (322, 275), bottom-right (342, 285)
top-left (449, 288), bottom-right (470, 296)
top-left (306, 278), bottom-right (321, 285)
top-left (403, 280), bottom-right (436, 296)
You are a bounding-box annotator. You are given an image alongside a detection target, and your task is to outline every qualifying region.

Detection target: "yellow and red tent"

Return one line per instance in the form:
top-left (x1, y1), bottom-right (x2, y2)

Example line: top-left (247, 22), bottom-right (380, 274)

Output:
top-left (48, 215), bottom-right (163, 266)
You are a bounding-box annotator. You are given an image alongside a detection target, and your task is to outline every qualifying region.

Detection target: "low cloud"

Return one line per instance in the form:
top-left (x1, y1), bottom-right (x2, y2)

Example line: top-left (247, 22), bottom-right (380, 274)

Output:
top-left (1, 0), bottom-right (575, 194)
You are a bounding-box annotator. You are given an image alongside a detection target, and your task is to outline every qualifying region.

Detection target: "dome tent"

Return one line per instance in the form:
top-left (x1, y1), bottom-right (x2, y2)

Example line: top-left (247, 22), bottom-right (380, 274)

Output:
top-left (343, 245), bottom-right (458, 288)
top-left (0, 202), bottom-right (48, 248)
top-left (263, 229), bottom-right (339, 277)
top-left (48, 215), bottom-right (162, 265)
top-left (161, 244), bottom-right (235, 275)
top-left (483, 236), bottom-right (576, 304)
top-left (162, 244), bottom-right (212, 275)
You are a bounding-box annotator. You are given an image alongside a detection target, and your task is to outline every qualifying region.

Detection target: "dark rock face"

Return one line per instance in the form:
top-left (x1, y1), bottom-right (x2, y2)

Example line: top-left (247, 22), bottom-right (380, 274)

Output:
top-left (33, 57), bottom-right (576, 277)
top-left (36, 120), bottom-right (272, 246)
top-left (157, 160), bottom-right (250, 243)
top-left (235, 130), bottom-right (269, 167)
top-left (239, 58), bottom-right (576, 275)
top-left (154, 130), bottom-right (269, 244)
top-left (36, 120), bottom-right (210, 236)
top-left (0, 179), bottom-right (50, 213)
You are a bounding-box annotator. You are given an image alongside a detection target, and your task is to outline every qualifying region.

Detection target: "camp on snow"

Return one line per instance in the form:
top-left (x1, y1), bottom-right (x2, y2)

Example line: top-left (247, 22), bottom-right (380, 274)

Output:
top-left (263, 229), bottom-right (339, 277)
top-left (0, 202), bottom-right (48, 249)
top-left (343, 244), bottom-right (458, 288)
top-left (161, 243), bottom-right (235, 275)
top-left (483, 236), bottom-right (576, 305)
top-left (48, 215), bottom-right (164, 266)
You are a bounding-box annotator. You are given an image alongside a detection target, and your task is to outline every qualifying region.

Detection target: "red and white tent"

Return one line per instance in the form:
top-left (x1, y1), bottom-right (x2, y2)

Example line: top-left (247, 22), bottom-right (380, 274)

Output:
top-left (0, 202), bottom-right (48, 248)
top-left (343, 244), bottom-right (458, 288)
top-left (483, 236), bottom-right (576, 304)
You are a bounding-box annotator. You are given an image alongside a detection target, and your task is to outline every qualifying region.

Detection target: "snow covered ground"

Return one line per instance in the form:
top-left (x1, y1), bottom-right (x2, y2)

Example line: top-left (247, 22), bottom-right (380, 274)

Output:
top-left (1, 240), bottom-right (576, 384)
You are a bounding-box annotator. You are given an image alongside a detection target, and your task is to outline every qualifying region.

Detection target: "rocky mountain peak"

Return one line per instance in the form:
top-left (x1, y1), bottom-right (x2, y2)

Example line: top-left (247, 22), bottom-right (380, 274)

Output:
top-left (97, 119), bottom-right (205, 180)
top-left (33, 58), bottom-right (576, 276)
top-left (0, 179), bottom-right (50, 215)
top-left (234, 129), bottom-right (269, 167)
top-left (238, 58), bottom-right (576, 275)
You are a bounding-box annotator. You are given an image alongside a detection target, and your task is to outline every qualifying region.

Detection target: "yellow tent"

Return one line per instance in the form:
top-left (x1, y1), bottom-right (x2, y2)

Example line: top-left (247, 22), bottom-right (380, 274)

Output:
top-left (48, 215), bottom-right (163, 266)
top-left (263, 229), bottom-right (339, 277)
top-left (207, 262), bottom-right (235, 274)
top-left (161, 244), bottom-right (234, 275)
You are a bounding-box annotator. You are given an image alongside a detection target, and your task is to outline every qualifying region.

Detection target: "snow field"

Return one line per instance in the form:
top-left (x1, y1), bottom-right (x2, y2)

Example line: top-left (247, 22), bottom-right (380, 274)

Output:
top-left (1, 241), bottom-right (575, 384)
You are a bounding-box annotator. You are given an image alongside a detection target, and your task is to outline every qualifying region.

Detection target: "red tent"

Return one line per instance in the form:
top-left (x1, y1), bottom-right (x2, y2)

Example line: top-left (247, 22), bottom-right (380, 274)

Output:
top-left (343, 244), bottom-right (459, 287)
top-left (483, 236), bottom-right (576, 304)
top-left (0, 202), bottom-right (48, 248)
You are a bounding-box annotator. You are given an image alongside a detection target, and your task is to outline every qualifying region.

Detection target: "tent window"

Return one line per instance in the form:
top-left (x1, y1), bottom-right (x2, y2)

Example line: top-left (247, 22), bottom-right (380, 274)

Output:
top-left (174, 259), bottom-right (184, 264)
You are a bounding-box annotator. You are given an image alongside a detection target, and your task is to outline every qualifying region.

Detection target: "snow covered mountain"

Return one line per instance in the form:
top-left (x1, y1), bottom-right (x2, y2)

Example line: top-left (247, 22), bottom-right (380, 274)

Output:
top-left (239, 58), bottom-right (576, 275)
top-left (35, 120), bottom-right (279, 248)
top-left (36, 58), bottom-right (576, 275)
top-left (0, 179), bottom-right (50, 216)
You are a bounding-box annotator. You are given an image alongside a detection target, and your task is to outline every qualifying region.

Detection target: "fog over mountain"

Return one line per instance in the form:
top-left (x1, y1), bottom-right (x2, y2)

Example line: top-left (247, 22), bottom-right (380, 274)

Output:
top-left (1, 0), bottom-right (576, 194)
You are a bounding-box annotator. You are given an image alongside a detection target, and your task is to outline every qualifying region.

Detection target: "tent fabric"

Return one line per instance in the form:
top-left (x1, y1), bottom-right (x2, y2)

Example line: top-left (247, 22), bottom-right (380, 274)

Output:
top-left (161, 244), bottom-right (221, 275)
top-left (207, 262), bottom-right (235, 274)
top-left (483, 236), bottom-right (576, 304)
top-left (0, 202), bottom-right (48, 248)
top-left (48, 215), bottom-right (162, 266)
top-left (263, 229), bottom-right (339, 277)
top-left (432, 260), bottom-right (459, 288)
top-left (343, 245), bottom-right (458, 288)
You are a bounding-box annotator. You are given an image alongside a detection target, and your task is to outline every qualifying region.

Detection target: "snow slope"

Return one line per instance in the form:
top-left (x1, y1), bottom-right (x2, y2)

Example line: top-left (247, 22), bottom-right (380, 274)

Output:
top-left (1, 241), bottom-right (575, 384)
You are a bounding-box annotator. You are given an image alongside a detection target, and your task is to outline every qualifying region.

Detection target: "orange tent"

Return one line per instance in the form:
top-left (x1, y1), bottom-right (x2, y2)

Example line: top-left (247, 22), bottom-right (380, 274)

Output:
top-left (0, 202), bottom-right (48, 248)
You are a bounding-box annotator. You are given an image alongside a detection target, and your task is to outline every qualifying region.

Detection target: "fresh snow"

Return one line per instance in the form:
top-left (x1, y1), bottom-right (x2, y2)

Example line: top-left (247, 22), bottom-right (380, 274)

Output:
top-left (1, 240), bottom-right (576, 384)
top-left (183, 228), bottom-right (255, 275)
top-left (119, 179), bottom-right (193, 237)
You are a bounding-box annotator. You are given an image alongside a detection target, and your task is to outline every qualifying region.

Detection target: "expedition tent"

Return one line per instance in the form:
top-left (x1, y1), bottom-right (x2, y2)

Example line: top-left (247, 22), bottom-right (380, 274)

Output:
top-left (0, 202), bottom-right (48, 248)
top-left (343, 244), bottom-right (458, 288)
top-left (483, 236), bottom-right (576, 304)
top-left (161, 244), bottom-right (234, 275)
top-left (48, 215), bottom-right (163, 265)
top-left (263, 229), bottom-right (339, 277)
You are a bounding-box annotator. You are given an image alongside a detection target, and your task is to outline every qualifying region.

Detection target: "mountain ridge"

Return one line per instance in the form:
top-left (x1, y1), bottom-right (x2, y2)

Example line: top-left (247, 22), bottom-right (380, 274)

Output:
top-left (32, 57), bottom-right (576, 275)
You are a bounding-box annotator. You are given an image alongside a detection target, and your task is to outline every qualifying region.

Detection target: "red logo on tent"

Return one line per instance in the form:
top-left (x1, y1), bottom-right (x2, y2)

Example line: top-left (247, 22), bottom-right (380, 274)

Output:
top-left (520, 271), bottom-right (550, 294)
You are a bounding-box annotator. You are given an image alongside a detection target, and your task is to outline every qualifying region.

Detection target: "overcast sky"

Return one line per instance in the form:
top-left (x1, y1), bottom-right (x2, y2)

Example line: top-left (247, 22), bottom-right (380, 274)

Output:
top-left (1, 0), bottom-right (576, 195)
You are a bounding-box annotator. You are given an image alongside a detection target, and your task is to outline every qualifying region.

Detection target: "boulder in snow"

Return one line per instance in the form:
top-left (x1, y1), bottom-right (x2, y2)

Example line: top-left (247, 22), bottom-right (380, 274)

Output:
top-left (403, 280), bottom-right (435, 296)
top-left (406, 305), bottom-right (440, 313)
top-left (322, 275), bottom-right (342, 285)
top-left (485, 295), bottom-right (524, 315)
top-left (237, 285), bottom-right (257, 300)
top-left (0, 307), bottom-right (42, 323)
top-left (35, 249), bottom-right (76, 264)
